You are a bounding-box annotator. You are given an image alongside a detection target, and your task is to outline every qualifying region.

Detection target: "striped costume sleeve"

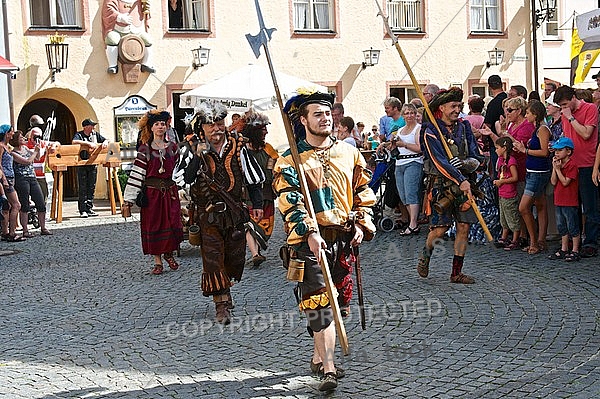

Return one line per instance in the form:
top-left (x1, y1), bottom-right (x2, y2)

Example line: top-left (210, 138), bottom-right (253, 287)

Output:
top-left (123, 148), bottom-right (148, 203)
top-left (272, 154), bottom-right (318, 246)
top-left (240, 145), bottom-right (266, 185)
top-left (173, 142), bottom-right (194, 187)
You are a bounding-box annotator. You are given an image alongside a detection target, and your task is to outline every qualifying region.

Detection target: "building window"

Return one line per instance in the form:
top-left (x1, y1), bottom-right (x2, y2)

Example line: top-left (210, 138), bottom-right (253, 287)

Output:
top-left (169, 0), bottom-right (209, 31)
top-left (389, 86), bottom-right (421, 104)
top-left (29, 0), bottom-right (82, 28)
top-left (543, 8), bottom-right (559, 39)
top-left (471, 86), bottom-right (487, 98)
top-left (293, 0), bottom-right (333, 31)
top-left (470, 0), bottom-right (501, 33)
top-left (387, 0), bottom-right (423, 32)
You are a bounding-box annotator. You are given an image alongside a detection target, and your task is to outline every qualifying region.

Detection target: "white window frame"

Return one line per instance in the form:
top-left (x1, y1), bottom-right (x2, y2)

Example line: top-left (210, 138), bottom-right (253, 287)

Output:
top-left (29, 0), bottom-right (82, 28)
top-left (542, 8), bottom-right (560, 40)
top-left (470, 0), bottom-right (501, 33)
top-left (387, 0), bottom-right (423, 33)
top-left (293, 0), bottom-right (334, 32)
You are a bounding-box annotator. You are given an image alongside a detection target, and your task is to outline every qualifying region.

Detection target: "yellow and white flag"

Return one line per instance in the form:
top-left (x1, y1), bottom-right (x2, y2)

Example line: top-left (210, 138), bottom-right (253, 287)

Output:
top-left (571, 17), bottom-right (600, 85)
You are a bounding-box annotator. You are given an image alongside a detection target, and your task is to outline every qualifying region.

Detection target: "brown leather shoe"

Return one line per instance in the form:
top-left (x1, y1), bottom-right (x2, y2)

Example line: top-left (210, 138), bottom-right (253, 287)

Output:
top-left (215, 302), bottom-right (231, 325)
top-left (450, 273), bottom-right (475, 284)
top-left (318, 372), bottom-right (338, 391)
top-left (417, 255), bottom-right (430, 278)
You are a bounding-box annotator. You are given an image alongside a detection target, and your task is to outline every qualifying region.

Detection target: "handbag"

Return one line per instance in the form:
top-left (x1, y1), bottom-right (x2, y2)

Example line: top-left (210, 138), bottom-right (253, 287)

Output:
top-left (135, 186), bottom-right (148, 208)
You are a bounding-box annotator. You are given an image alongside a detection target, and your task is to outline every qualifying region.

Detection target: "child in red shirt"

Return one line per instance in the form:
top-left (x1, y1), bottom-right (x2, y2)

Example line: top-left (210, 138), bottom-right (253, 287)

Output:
top-left (549, 137), bottom-right (580, 262)
top-left (493, 137), bottom-right (520, 250)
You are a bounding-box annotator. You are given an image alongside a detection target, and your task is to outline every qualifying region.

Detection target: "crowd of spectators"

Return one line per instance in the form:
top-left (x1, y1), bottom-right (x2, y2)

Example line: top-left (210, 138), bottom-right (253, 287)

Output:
top-left (1, 117), bottom-right (59, 242)
top-left (341, 74), bottom-right (600, 260)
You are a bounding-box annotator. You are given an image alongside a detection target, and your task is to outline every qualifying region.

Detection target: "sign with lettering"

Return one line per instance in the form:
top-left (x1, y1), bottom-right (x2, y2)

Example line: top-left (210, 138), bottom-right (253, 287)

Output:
top-left (113, 95), bottom-right (156, 116)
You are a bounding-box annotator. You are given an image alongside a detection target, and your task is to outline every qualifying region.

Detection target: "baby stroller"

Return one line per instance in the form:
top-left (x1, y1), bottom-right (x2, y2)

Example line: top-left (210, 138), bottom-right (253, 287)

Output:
top-left (369, 147), bottom-right (405, 232)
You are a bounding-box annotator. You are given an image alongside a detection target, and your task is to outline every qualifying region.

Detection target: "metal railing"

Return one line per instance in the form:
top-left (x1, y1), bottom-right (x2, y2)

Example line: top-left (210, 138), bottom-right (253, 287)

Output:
top-left (387, 0), bottom-right (422, 32)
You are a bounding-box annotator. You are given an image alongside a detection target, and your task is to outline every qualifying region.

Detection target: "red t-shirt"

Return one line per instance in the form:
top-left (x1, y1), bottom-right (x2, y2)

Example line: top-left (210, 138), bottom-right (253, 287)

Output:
top-left (553, 158), bottom-right (579, 207)
top-left (561, 101), bottom-right (598, 167)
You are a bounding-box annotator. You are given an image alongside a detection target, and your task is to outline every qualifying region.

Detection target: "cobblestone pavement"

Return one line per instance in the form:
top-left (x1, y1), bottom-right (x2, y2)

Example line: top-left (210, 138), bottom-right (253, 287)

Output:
top-left (1, 200), bottom-right (600, 398)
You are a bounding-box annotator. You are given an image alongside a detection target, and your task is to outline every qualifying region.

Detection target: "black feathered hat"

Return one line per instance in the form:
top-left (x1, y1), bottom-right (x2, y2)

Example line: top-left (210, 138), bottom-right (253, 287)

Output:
top-left (283, 89), bottom-right (335, 140)
top-left (429, 87), bottom-right (464, 113)
top-left (147, 110), bottom-right (170, 126)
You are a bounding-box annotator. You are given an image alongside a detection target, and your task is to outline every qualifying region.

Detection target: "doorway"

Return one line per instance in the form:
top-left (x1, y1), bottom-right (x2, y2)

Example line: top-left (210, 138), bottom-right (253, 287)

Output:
top-left (17, 99), bottom-right (78, 197)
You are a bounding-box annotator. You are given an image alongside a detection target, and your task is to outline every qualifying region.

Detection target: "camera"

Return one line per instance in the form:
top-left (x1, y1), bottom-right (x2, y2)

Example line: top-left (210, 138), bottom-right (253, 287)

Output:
top-left (10, 72), bottom-right (17, 80)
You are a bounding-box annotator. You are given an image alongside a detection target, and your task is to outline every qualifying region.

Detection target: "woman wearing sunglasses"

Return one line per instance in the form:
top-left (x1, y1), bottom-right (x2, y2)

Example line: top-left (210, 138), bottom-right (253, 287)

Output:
top-left (513, 101), bottom-right (552, 254)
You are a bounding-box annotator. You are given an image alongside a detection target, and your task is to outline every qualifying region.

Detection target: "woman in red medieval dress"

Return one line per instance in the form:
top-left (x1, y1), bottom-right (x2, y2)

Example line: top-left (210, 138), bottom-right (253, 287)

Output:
top-left (123, 110), bottom-right (183, 274)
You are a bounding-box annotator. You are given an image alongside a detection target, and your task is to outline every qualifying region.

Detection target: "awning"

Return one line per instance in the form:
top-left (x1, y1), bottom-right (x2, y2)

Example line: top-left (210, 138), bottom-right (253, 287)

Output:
top-left (0, 56), bottom-right (19, 72)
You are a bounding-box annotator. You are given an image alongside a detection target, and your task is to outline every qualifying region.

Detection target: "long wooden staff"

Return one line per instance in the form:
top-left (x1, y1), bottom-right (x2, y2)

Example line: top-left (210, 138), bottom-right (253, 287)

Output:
top-left (247, 0), bottom-right (350, 355)
top-left (374, 0), bottom-right (492, 242)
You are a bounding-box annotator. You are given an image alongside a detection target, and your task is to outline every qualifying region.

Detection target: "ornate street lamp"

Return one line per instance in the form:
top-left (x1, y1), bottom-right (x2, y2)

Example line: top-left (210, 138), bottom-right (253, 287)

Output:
top-left (45, 32), bottom-right (68, 82)
top-left (362, 48), bottom-right (381, 69)
top-left (534, 0), bottom-right (557, 28)
top-left (191, 45), bottom-right (210, 69)
top-left (486, 47), bottom-right (505, 68)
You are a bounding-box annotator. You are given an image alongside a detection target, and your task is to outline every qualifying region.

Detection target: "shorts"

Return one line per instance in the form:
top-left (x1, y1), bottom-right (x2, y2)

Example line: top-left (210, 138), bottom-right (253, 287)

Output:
top-left (499, 196), bottom-right (520, 232)
top-left (555, 206), bottom-right (580, 238)
top-left (4, 177), bottom-right (15, 194)
top-left (523, 171), bottom-right (550, 198)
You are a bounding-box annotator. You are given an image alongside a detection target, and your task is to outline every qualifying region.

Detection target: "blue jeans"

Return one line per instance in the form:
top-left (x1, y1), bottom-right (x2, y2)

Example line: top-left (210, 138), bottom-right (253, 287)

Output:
top-left (578, 167), bottom-right (600, 248)
top-left (555, 206), bottom-right (580, 238)
top-left (395, 161), bottom-right (423, 205)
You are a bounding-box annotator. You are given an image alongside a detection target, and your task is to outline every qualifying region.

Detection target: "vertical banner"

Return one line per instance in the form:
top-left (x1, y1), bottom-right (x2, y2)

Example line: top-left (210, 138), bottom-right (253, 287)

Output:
top-left (571, 13), bottom-right (600, 85)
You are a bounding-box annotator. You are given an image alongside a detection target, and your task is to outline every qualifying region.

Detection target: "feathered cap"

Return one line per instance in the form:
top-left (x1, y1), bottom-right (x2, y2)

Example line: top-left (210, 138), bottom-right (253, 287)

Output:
top-left (245, 111), bottom-right (270, 127)
top-left (147, 110), bottom-right (171, 126)
top-left (283, 88), bottom-right (335, 140)
top-left (194, 100), bottom-right (228, 125)
top-left (429, 87), bottom-right (464, 112)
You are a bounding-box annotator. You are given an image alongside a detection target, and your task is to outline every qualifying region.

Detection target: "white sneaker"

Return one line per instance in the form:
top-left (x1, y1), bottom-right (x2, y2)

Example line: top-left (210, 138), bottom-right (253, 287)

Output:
top-left (80, 212), bottom-right (88, 218)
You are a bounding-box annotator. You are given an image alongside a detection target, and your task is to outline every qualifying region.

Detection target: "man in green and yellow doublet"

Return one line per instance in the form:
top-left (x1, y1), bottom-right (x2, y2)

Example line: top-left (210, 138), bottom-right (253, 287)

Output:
top-left (273, 90), bottom-right (376, 391)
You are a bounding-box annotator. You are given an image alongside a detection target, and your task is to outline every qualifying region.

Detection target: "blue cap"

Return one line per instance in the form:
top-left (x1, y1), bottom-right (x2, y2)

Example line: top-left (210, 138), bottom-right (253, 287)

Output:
top-left (551, 136), bottom-right (574, 150)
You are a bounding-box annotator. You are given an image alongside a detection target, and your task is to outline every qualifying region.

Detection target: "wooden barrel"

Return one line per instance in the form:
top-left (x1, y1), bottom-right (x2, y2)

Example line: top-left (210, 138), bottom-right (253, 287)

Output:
top-left (118, 34), bottom-right (145, 64)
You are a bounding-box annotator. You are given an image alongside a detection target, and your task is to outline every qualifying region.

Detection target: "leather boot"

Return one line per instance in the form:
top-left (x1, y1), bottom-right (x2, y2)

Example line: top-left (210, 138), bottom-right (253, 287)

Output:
top-left (214, 294), bottom-right (231, 324)
top-left (215, 302), bottom-right (231, 324)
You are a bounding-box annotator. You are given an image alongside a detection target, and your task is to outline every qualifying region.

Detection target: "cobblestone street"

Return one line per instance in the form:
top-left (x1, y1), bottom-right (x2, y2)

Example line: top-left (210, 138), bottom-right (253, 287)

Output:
top-left (1, 201), bottom-right (599, 398)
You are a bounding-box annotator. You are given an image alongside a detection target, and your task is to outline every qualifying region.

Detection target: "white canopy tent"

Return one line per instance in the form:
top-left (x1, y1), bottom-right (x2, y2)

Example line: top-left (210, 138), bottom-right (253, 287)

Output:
top-left (179, 64), bottom-right (327, 112)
